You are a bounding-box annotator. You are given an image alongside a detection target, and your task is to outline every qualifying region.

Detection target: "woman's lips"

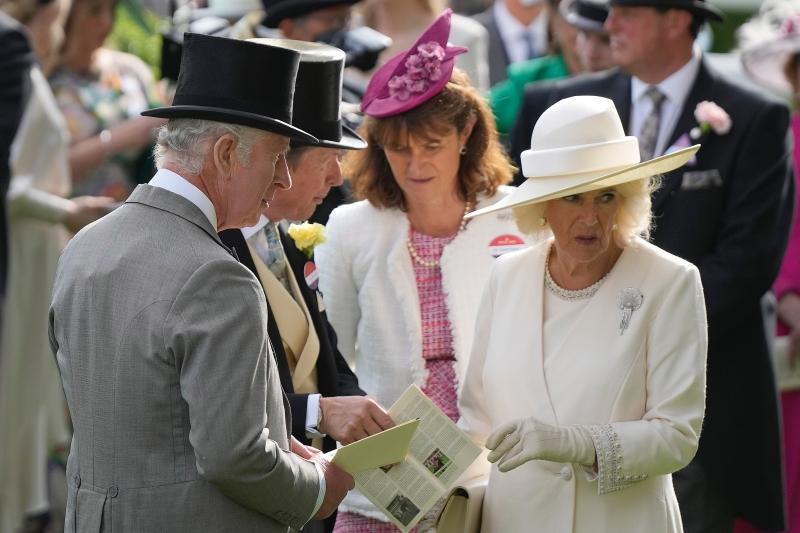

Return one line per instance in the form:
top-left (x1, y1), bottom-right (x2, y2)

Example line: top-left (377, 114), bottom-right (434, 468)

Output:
top-left (575, 235), bottom-right (598, 245)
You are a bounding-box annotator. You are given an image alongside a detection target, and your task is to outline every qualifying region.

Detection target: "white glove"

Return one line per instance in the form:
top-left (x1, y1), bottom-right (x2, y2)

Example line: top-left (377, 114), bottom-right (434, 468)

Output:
top-left (486, 417), bottom-right (596, 472)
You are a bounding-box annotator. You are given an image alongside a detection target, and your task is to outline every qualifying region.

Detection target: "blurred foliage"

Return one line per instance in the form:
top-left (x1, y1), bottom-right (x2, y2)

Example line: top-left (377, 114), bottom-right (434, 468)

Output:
top-left (107, 0), bottom-right (166, 78)
top-left (711, 9), bottom-right (757, 53)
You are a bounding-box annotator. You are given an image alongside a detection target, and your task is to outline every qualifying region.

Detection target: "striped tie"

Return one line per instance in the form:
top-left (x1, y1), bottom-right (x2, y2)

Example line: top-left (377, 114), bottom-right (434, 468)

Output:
top-left (639, 86), bottom-right (666, 161)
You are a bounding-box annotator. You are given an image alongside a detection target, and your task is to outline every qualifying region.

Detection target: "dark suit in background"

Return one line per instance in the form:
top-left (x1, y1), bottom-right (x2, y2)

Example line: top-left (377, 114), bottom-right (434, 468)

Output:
top-left (0, 12), bottom-right (33, 308)
top-left (472, 6), bottom-right (511, 86)
top-left (509, 62), bottom-right (792, 531)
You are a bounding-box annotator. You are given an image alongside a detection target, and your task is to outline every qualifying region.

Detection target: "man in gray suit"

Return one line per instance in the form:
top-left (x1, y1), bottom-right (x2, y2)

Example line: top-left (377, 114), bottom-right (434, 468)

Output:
top-left (48, 33), bottom-right (354, 533)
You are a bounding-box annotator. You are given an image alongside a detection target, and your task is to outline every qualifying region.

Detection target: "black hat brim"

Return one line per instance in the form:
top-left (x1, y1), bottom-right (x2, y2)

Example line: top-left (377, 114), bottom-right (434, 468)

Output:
top-left (294, 124), bottom-right (366, 150)
top-left (263, 0), bottom-right (362, 28)
top-left (609, 0), bottom-right (723, 22)
top-left (142, 105), bottom-right (318, 144)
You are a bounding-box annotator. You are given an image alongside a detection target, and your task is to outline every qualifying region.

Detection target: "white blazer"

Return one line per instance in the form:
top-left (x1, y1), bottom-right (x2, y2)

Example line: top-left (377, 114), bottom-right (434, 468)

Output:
top-left (316, 187), bottom-right (528, 519)
top-left (459, 237), bottom-right (708, 533)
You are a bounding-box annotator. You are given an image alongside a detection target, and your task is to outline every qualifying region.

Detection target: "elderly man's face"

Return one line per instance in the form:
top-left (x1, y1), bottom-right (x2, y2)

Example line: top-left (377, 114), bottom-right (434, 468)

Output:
top-left (226, 133), bottom-right (291, 228)
top-left (577, 30), bottom-right (613, 72)
top-left (283, 5), bottom-right (351, 42)
top-left (265, 147), bottom-right (346, 222)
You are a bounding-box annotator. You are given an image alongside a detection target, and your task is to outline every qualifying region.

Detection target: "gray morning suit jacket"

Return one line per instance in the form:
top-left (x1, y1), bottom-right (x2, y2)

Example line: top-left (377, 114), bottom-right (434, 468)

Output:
top-left (48, 184), bottom-right (320, 532)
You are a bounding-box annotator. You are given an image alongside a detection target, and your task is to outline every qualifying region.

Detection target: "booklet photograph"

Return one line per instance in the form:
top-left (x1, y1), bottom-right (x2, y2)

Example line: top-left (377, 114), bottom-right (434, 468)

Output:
top-left (351, 384), bottom-right (482, 532)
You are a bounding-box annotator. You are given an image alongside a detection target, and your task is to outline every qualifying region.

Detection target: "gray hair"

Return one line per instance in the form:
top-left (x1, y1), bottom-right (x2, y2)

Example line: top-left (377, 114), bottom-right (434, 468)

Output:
top-left (512, 177), bottom-right (660, 247)
top-left (153, 119), bottom-right (265, 174)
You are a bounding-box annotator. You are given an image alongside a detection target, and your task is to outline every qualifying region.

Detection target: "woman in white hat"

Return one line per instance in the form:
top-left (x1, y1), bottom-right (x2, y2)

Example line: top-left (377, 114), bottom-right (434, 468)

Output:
top-left (738, 5), bottom-right (800, 533)
top-left (459, 95), bottom-right (706, 532)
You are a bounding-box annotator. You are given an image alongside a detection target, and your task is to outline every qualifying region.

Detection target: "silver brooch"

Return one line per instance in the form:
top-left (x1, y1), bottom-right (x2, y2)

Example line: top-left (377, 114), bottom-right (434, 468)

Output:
top-left (618, 288), bottom-right (644, 335)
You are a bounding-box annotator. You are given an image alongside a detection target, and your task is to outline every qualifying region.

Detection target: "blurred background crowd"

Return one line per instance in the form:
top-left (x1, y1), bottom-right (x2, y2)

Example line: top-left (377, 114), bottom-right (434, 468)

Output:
top-left (1, 0), bottom-right (800, 531)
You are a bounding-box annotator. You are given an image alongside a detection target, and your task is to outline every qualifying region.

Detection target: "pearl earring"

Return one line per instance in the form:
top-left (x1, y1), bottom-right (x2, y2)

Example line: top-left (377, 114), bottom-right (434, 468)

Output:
top-left (538, 216), bottom-right (547, 227)
top-left (459, 146), bottom-right (467, 156)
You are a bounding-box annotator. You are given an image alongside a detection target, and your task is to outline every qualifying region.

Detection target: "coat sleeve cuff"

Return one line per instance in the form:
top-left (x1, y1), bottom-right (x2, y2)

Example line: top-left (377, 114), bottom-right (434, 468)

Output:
top-left (588, 424), bottom-right (648, 495)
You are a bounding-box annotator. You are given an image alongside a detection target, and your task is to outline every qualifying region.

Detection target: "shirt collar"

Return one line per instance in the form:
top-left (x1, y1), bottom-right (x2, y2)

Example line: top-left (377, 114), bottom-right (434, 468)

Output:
top-left (493, 0), bottom-right (549, 55)
top-left (149, 168), bottom-right (218, 230)
top-left (241, 214), bottom-right (271, 241)
top-left (631, 48), bottom-right (701, 108)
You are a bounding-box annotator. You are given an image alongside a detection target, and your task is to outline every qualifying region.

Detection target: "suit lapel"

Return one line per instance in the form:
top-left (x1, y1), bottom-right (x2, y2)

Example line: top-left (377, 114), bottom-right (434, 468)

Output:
top-left (652, 60), bottom-right (716, 211)
top-left (609, 70), bottom-right (632, 132)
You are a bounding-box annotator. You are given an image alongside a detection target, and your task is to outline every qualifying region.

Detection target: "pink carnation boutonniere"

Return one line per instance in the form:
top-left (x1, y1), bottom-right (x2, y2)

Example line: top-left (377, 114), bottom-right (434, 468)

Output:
top-left (690, 101), bottom-right (732, 141)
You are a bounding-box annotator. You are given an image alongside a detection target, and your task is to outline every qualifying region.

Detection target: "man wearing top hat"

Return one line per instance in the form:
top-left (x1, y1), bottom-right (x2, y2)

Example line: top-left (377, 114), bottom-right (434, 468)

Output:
top-left (219, 40), bottom-right (394, 532)
top-left (508, 1), bottom-right (793, 531)
top-left (48, 33), bottom-right (354, 533)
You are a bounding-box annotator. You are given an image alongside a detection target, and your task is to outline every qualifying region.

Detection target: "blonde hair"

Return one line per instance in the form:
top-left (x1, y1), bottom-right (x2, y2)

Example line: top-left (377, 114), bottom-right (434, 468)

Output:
top-left (512, 177), bottom-right (659, 247)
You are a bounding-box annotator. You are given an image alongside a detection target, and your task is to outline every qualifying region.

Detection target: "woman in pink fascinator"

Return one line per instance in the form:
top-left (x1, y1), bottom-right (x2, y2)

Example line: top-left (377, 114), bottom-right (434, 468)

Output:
top-left (315, 9), bottom-right (528, 532)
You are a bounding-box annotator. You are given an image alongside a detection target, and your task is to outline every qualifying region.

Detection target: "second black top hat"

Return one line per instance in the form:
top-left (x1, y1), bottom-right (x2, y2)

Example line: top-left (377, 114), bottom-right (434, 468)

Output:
top-left (249, 39), bottom-right (366, 150)
top-left (143, 33), bottom-right (317, 143)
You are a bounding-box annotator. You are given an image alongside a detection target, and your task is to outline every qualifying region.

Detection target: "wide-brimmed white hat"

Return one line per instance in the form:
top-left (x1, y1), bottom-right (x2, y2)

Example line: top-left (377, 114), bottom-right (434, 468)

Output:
top-left (467, 96), bottom-right (699, 219)
top-left (739, 2), bottom-right (800, 97)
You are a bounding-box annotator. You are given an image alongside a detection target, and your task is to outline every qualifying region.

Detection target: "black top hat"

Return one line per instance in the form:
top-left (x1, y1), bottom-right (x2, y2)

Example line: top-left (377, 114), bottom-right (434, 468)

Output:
top-left (261, 0), bottom-right (361, 28)
top-left (249, 39), bottom-right (366, 150)
top-left (142, 33), bottom-right (316, 143)
top-left (561, 0), bottom-right (609, 32)
top-left (608, 0), bottom-right (723, 22)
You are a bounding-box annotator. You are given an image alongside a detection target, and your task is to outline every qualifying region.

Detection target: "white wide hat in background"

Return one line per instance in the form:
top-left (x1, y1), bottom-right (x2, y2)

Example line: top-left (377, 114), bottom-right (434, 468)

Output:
top-left (467, 95), bottom-right (700, 218)
top-left (738, 0), bottom-right (800, 97)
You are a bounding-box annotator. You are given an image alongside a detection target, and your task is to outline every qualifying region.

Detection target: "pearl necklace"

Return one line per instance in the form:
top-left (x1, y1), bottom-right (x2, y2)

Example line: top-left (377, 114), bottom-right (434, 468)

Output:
top-left (544, 256), bottom-right (609, 301)
top-left (407, 201), bottom-right (472, 268)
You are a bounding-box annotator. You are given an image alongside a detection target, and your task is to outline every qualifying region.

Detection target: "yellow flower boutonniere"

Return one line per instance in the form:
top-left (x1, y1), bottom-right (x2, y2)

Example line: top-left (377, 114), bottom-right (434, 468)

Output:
top-left (288, 222), bottom-right (327, 259)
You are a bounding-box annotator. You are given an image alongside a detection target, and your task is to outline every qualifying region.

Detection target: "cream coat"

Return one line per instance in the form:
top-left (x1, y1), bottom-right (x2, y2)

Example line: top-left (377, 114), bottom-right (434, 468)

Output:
top-left (459, 238), bottom-right (708, 533)
top-left (315, 187), bottom-right (528, 518)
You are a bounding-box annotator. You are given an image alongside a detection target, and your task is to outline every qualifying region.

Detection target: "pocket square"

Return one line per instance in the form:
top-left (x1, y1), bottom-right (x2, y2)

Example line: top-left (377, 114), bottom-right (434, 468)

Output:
top-left (681, 169), bottom-right (722, 190)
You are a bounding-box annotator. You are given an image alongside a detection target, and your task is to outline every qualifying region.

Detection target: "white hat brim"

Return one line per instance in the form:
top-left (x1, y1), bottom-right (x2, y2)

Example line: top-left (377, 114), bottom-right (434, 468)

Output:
top-left (466, 144), bottom-right (701, 219)
top-left (741, 36), bottom-right (800, 96)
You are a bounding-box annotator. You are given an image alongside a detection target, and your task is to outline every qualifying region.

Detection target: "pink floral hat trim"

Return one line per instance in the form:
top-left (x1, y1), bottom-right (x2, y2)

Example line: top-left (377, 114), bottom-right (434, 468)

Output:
top-left (361, 9), bottom-right (468, 118)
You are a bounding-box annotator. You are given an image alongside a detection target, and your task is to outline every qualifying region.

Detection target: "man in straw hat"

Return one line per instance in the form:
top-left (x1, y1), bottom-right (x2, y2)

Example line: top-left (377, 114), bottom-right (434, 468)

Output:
top-left (48, 33), bottom-right (354, 533)
top-left (219, 39), bottom-right (393, 532)
top-left (508, 1), bottom-right (794, 532)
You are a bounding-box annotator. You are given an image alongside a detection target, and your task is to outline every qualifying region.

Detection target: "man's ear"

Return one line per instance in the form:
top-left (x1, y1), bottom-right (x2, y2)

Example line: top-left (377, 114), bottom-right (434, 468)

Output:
top-left (213, 133), bottom-right (238, 181)
top-left (665, 9), bottom-right (693, 41)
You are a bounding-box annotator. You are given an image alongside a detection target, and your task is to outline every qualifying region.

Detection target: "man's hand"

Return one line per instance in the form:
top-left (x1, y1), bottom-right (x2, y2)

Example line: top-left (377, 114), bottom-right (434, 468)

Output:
top-left (319, 396), bottom-right (394, 445)
top-left (290, 435), bottom-right (315, 460)
top-left (310, 455), bottom-right (354, 520)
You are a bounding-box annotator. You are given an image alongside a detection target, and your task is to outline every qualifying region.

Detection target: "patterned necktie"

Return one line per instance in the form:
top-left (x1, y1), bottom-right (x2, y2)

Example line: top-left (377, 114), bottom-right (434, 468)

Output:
top-left (638, 86), bottom-right (666, 161)
top-left (522, 30), bottom-right (537, 60)
top-left (257, 223), bottom-right (291, 292)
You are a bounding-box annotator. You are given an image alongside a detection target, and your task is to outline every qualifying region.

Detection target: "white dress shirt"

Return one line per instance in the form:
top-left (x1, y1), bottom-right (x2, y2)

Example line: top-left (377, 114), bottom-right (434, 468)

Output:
top-left (151, 170), bottom-right (326, 518)
top-left (493, 0), bottom-right (549, 65)
top-left (629, 48), bottom-right (701, 157)
top-left (149, 168), bottom-right (218, 229)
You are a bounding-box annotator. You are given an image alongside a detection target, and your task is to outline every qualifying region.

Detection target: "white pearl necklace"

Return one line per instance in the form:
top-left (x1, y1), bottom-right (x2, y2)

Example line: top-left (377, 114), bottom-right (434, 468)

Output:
top-left (544, 256), bottom-right (609, 301)
top-left (407, 201), bottom-right (472, 268)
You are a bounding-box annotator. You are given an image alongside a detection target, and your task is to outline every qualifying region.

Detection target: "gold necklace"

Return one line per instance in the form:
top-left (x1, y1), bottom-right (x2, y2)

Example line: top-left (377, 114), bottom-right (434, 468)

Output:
top-left (407, 201), bottom-right (472, 268)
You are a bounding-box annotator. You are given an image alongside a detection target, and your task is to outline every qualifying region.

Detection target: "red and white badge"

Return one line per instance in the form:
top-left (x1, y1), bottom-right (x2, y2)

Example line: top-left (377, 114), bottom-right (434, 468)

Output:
top-left (304, 261), bottom-right (319, 290)
top-left (489, 234), bottom-right (526, 258)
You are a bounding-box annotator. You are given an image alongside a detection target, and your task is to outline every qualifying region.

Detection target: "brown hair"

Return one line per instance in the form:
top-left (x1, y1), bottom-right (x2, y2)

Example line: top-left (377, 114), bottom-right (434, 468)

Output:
top-left (345, 69), bottom-right (514, 209)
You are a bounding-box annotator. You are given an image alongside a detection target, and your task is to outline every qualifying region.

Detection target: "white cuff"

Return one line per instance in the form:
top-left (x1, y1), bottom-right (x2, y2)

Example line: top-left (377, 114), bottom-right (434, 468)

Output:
top-left (310, 460), bottom-right (326, 521)
top-left (306, 393), bottom-right (326, 439)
